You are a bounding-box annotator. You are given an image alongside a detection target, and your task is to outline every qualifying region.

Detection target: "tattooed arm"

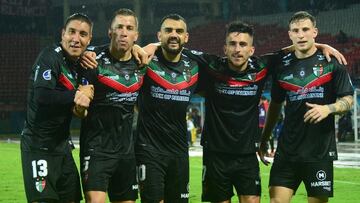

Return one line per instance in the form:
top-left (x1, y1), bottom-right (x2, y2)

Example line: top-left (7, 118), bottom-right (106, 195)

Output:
top-left (304, 95), bottom-right (353, 124)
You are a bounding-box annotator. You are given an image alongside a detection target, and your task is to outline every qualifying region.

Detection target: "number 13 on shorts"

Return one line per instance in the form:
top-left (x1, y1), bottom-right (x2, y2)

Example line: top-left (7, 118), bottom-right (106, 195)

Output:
top-left (32, 159), bottom-right (48, 178)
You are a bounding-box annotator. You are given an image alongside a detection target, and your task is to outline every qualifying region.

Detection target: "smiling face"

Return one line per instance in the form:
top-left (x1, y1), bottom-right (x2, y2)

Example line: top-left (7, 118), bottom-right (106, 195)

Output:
top-left (288, 18), bottom-right (318, 56)
top-left (109, 14), bottom-right (138, 54)
top-left (61, 19), bottom-right (92, 61)
top-left (224, 32), bottom-right (254, 71)
top-left (158, 18), bottom-right (189, 55)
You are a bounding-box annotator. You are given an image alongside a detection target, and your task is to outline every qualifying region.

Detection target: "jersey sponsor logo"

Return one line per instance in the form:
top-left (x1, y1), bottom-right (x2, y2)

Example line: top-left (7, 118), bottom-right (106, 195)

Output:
top-left (106, 91), bottom-right (139, 102)
top-left (54, 46), bottom-right (62, 53)
top-left (132, 184), bottom-right (138, 190)
top-left (282, 53), bottom-right (292, 66)
top-left (190, 49), bottom-right (203, 55)
top-left (42, 69), bottom-right (51, 80)
top-left (183, 60), bottom-right (190, 67)
top-left (283, 74), bottom-right (293, 80)
top-left (317, 54), bottom-right (325, 61)
top-left (329, 151), bottom-right (336, 157)
top-left (311, 170), bottom-right (331, 189)
top-left (87, 46), bottom-right (96, 51)
top-left (287, 86), bottom-right (324, 101)
top-left (313, 64), bottom-right (324, 77)
top-left (108, 75), bottom-right (120, 80)
top-left (154, 70), bottom-right (165, 76)
top-left (215, 84), bottom-right (258, 96)
top-left (103, 57), bottom-right (111, 64)
top-left (35, 177), bottom-right (46, 192)
top-left (150, 86), bottom-right (191, 102)
top-left (152, 55), bottom-right (159, 61)
top-left (316, 170), bottom-right (326, 181)
top-left (180, 193), bottom-right (189, 198)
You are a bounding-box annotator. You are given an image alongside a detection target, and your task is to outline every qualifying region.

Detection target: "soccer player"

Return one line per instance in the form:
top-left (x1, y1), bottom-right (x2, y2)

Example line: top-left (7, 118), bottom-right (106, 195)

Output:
top-left (182, 21), bottom-right (274, 203)
top-left (77, 8), bottom-right (144, 203)
top-left (259, 11), bottom-right (354, 203)
top-left (142, 19), bottom-right (345, 202)
top-left (135, 14), bottom-right (200, 203)
top-left (20, 13), bottom-right (94, 203)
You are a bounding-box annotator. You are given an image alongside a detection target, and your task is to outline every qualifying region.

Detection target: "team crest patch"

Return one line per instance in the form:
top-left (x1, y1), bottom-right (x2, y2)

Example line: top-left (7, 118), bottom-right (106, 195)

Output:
top-left (313, 64), bottom-right (323, 77)
top-left (35, 177), bottom-right (46, 192)
top-left (42, 69), bottom-right (51, 80)
top-left (247, 73), bottom-right (257, 81)
top-left (183, 69), bottom-right (191, 82)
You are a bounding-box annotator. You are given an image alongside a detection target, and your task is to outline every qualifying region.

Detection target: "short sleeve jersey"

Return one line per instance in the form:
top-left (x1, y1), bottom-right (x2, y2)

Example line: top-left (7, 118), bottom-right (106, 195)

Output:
top-left (271, 50), bottom-right (354, 162)
top-left (21, 43), bottom-right (79, 153)
top-left (135, 49), bottom-right (199, 157)
top-left (183, 49), bottom-right (276, 154)
top-left (79, 47), bottom-right (145, 157)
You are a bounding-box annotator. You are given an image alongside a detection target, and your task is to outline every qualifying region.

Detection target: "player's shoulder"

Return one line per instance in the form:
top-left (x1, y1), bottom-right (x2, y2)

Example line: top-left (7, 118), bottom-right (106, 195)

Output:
top-left (36, 43), bottom-right (64, 64)
top-left (40, 43), bottom-right (64, 58)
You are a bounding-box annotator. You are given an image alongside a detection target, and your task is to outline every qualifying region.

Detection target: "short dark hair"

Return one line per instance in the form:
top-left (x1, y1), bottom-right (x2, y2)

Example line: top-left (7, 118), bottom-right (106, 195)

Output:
top-left (289, 11), bottom-right (316, 27)
top-left (160, 13), bottom-right (187, 27)
top-left (109, 8), bottom-right (138, 29)
top-left (64, 13), bottom-right (93, 32)
top-left (225, 21), bottom-right (254, 38)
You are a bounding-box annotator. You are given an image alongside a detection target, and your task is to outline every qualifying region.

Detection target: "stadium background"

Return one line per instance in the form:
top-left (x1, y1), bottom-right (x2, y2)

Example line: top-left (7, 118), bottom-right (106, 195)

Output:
top-left (1, 0), bottom-right (360, 137)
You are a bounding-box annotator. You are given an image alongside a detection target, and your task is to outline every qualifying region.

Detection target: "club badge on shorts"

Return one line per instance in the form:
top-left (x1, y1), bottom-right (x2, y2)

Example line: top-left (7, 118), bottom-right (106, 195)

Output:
top-left (35, 177), bottom-right (46, 192)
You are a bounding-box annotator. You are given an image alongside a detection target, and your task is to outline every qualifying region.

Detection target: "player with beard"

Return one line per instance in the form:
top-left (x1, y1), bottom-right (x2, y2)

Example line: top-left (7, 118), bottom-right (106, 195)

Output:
top-left (259, 11), bottom-right (353, 203)
top-left (76, 9), bottom-right (145, 203)
top-left (20, 13), bottom-right (94, 203)
top-left (135, 14), bottom-right (201, 203)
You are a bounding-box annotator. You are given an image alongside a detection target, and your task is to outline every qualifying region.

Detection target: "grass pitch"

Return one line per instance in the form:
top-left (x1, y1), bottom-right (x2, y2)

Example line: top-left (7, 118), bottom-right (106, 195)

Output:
top-left (1, 142), bottom-right (359, 202)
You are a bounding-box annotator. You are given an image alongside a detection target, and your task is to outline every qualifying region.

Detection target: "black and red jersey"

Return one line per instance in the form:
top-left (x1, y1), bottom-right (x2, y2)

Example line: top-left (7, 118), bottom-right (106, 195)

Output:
top-left (135, 49), bottom-right (200, 157)
top-left (21, 43), bottom-right (80, 153)
top-left (271, 50), bottom-right (354, 162)
top-left (184, 49), bottom-right (276, 154)
top-left (79, 47), bottom-right (145, 157)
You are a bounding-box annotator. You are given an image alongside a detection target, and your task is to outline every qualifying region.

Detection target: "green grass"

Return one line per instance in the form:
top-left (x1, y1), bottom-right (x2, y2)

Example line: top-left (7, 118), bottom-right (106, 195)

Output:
top-left (1, 142), bottom-right (360, 202)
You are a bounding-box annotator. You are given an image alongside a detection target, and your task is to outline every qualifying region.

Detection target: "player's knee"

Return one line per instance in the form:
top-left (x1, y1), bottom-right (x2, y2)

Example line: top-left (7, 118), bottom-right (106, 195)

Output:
top-left (239, 195), bottom-right (260, 203)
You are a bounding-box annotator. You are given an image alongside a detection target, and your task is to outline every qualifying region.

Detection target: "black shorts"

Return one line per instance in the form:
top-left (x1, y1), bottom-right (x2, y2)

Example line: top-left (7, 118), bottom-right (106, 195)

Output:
top-left (21, 150), bottom-right (82, 202)
top-left (269, 158), bottom-right (334, 197)
top-left (80, 153), bottom-right (138, 202)
top-left (136, 153), bottom-right (189, 202)
top-left (202, 150), bottom-right (261, 202)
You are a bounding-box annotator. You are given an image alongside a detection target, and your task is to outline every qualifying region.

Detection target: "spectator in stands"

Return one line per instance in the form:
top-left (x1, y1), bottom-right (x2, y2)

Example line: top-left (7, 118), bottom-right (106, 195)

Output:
top-left (20, 13), bottom-right (94, 203)
top-left (259, 11), bottom-right (354, 203)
